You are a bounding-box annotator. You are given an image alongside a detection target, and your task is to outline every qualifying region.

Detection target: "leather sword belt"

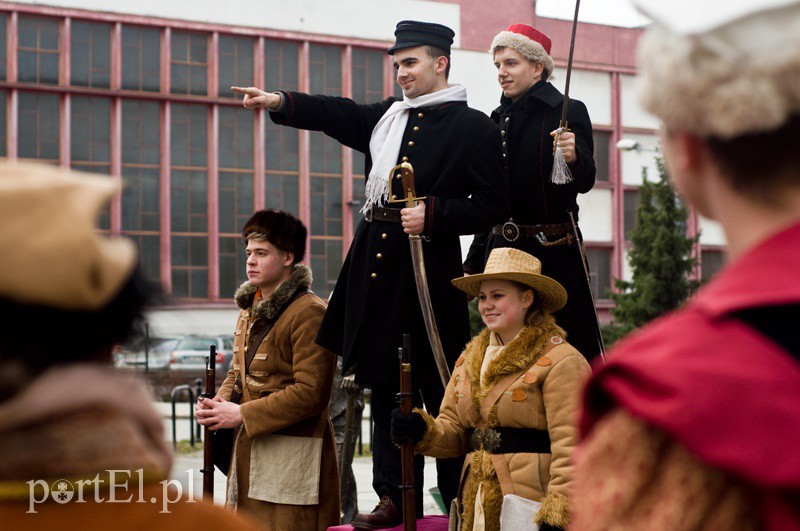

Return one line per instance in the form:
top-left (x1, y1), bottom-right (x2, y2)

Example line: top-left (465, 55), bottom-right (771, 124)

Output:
top-left (492, 221), bottom-right (573, 243)
top-left (466, 427), bottom-right (551, 454)
top-left (365, 206), bottom-right (402, 223)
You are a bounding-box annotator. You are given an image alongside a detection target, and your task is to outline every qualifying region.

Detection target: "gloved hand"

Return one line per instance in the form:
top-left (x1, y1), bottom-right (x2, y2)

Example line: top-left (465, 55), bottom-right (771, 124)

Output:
top-left (539, 523), bottom-right (564, 531)
top-left (391, 408), bottom-right (427, 445)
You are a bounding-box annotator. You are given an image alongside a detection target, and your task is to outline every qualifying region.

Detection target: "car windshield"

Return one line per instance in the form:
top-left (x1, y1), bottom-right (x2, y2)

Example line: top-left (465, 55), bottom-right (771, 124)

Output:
top-left (153, 339), bottom-right (180, 353)
top-left (176, 337), bottom-right (216, 351)
top-left (223, 337), bottom-right (234, 350)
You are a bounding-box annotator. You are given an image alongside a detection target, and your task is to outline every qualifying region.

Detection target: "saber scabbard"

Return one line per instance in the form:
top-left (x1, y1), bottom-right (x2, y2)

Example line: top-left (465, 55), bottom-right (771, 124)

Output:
top-left (389, 163), bottom-right (451, 389)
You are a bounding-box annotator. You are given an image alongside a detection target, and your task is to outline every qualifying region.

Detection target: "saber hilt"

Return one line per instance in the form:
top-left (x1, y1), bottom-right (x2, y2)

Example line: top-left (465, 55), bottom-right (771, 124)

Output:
top-left (388, 162), bottom-right (426, 207)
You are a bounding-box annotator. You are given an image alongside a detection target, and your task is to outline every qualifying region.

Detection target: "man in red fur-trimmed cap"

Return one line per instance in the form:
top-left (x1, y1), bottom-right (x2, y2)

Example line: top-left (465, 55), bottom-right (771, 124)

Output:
top-left (464, 23), bottom-right (601, 364)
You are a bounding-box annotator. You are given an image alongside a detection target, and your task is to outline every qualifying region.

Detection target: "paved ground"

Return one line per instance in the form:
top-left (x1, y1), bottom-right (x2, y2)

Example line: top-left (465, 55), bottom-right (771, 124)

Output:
top-left (159, 401), bottom-right (444, 516)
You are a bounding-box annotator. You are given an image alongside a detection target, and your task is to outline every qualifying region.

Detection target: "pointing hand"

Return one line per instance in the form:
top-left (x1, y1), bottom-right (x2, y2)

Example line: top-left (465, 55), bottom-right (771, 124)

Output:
top-left (231, 86), bottom-right (281, 111)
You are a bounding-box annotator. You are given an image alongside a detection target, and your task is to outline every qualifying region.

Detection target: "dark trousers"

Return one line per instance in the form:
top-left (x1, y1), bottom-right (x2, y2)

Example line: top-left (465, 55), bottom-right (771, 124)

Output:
top-left (370, 379), bottom-right (463, 516)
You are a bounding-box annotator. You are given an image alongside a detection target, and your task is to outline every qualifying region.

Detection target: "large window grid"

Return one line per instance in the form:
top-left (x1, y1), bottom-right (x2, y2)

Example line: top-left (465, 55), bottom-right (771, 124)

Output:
top-left (121, 99), bottom-right (161, 282)
top-left (0, 6), bottom-right (674, 312)
top-left (0, 90), bottom-right (7, 157)
top-left (218, 105), bottom-right (255, 297)
top-left (171, 30), bottom-right (208, 96)
top-left (700, 247), bottom-right (726, 281)
top-left (18, 90), bottom-right (59, 162)
top-left (121, 25), bottom-right (161, 92)
top-left (264, 40), bottom-right (300, 216)
top-left (308, 44), bottom-right (344, 296)
top-left (0, 7), bottom-right (397, 302)
top-left (349, 48), bottom-right (384, 232)
top-left (0, 14), bottom-right (7, 80)
top-left (71, 95), bottom-right (111, 229)
top-left (218, 35), bottom-right (253, 98)
top-left (70, 20), bottom-right (111, 88)
top-left (18, 15), bottom-right (59, 85)
top-left (170, 103), bottom-right (209, 298)
top-left (593, 129), bottom-right (611, 183)
top-left (586, 246), bottom-right (613, 301)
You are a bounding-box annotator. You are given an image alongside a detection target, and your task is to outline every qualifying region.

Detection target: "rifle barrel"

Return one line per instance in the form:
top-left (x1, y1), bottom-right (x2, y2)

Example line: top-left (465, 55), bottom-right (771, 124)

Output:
top-left (399, 334), bottom-right (416, 531)
top-left (202, 345), bottom-right (216, 497)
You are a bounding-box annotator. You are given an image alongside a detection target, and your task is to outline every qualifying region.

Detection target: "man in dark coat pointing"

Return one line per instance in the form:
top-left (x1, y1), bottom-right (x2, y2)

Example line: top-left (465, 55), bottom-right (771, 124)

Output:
top-left (233, 20), bottom-right (509, 529)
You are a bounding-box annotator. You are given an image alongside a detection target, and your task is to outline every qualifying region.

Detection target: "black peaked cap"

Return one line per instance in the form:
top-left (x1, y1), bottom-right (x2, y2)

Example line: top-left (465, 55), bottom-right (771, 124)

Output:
top-left (387, 20), bottom-right (455, 55)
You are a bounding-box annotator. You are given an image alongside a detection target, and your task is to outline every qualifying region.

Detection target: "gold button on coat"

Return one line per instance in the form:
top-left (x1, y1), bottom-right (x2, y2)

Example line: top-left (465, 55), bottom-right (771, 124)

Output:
top-left (408, 141), bottom-right (414, 147)
top-left (402, 156), bottom-right (409, 162)
top-left (381, 233), bottom-right (388, 239)
top-left (376, 253), bottom-right (383, 259)
top-left (371, 273), bottom-right (377, 279)
top-left (413, 126), bottom-right (419, 132)
top-left (417, 112), bottom-right (424, 118)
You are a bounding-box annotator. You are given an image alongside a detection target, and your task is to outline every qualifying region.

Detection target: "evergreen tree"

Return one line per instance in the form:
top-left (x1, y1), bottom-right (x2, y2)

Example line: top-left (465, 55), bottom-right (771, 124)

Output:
top-left (603, 156), bottom-right (699, 345)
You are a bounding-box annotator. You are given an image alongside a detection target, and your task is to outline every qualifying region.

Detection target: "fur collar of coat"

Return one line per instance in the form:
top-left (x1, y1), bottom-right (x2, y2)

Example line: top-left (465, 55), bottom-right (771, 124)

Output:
top-left (233, 264), bottom-right (312, 323)
top-left (463, 316), bottom-right (564, 427)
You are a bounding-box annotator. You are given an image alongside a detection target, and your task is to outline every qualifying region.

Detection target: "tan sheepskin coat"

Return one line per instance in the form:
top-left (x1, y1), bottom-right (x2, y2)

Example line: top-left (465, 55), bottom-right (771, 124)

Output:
top-left (217, 265), bottom-right (340, 530)
top-left (415, 318), bottom-right (591, 530)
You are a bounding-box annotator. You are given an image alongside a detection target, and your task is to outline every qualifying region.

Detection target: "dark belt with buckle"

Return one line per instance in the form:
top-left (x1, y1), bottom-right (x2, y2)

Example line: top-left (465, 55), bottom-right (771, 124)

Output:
top-left (466, 427), bottom-right (551, 454)
top-left (492, 220), bottom-right (573, 243)
top-left (365, 206), bottom-right (402, 223)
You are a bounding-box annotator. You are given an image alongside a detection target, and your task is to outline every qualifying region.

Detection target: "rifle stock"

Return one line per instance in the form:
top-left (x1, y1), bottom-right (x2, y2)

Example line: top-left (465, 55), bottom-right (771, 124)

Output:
top-left (398, 334), bottom-right (417, 531)
top-left (201, 345), bottom-right (216, 498)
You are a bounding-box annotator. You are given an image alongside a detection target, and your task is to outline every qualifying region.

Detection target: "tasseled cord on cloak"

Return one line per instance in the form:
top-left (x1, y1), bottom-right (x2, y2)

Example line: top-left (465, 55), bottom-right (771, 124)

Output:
top-left (551, 127), bottom-right (574, 185)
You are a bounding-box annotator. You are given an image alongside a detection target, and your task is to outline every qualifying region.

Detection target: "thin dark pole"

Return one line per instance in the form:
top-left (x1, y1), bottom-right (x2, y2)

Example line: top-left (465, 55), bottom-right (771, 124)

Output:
top-left (561, 0), bottom-right (581, 123)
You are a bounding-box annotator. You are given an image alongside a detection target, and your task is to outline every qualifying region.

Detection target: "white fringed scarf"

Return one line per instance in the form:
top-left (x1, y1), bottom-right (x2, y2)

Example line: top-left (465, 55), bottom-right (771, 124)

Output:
top-left (361, 84), bottom-right (468, 215)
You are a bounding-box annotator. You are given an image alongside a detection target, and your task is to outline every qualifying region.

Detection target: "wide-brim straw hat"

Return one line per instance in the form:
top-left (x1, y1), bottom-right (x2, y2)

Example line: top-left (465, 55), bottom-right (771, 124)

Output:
top-left (452, 247), bottom-right (567, 312)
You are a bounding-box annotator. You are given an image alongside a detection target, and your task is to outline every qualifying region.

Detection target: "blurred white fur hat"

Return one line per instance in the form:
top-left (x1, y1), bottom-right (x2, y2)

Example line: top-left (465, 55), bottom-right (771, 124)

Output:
top-left (633, 0), bottom-right (800, 138)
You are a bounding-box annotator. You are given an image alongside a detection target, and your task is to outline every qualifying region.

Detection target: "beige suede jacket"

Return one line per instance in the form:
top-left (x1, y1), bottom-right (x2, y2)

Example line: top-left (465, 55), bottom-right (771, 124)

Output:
top-left (415, 319), bottom-right (591, 530)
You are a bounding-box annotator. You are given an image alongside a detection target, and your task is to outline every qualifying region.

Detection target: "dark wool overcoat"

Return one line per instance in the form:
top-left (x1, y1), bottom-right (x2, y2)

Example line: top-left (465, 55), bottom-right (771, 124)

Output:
top-left (464, 81), bottom-right (602, 361)
top-left (271, 92), bottom-right (509, 386)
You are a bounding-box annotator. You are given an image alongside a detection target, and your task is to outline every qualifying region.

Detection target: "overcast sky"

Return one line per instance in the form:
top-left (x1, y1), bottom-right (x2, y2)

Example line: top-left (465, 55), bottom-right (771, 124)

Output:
top-left (536, 0), bottom-right (651, 28)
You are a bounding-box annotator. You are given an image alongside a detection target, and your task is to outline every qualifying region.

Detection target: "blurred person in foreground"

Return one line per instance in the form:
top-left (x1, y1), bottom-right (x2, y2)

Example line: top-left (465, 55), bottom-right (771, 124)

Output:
top-left (0, 163), bottom-right (256, 530)
top-left (571, 1), bottom-right (800, 529)
top-left (392, 247), bottom-right (591, 530)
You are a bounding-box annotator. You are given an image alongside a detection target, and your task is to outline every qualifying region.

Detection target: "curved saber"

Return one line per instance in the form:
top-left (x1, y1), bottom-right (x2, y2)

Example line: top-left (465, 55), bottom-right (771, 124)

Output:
top-left (389, 162), bottom-right (451, 388)
top-left (409, 235), bottom-right (451, 387)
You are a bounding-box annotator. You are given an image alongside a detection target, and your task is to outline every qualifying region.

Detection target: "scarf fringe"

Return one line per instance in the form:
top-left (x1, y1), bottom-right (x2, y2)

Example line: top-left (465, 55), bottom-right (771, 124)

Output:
top-left (362, 84), bottom-right (469, 214)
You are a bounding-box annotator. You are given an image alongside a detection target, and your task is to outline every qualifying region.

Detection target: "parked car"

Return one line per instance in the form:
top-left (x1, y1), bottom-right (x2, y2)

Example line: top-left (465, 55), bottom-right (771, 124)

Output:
top-left (114, 337), bottom-right (180, 372)
top-left (168, 334), bottom-right (234, 384)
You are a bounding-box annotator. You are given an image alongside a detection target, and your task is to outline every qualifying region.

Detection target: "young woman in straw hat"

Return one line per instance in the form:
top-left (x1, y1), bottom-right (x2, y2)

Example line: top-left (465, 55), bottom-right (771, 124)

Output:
top-left (392, 247), bottom-right (591, 531)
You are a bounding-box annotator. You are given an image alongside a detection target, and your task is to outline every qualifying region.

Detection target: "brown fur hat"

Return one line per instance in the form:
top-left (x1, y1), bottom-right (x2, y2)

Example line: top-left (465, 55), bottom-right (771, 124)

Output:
top-left (242, 210), bottom-right (307, 264)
